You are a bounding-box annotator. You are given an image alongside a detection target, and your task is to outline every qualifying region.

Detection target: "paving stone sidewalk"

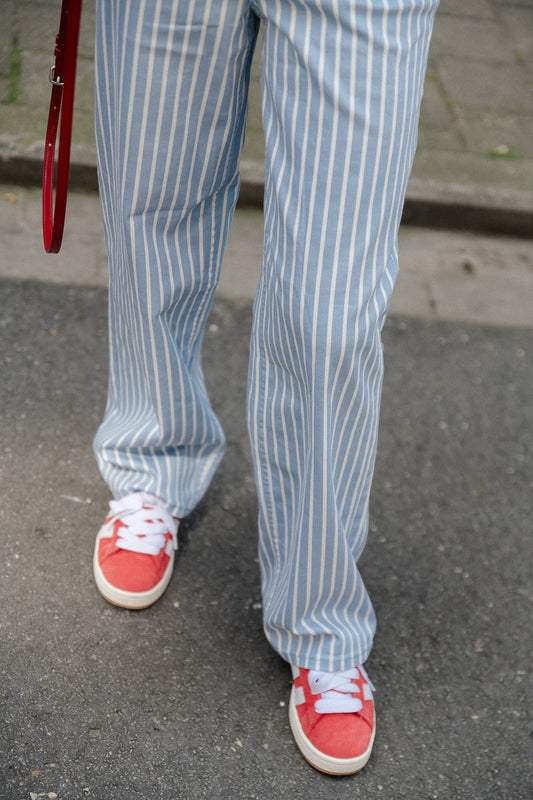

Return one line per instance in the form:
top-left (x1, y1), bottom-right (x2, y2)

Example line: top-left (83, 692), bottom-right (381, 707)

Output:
top-left (1, 0), bottom-right (532, 233)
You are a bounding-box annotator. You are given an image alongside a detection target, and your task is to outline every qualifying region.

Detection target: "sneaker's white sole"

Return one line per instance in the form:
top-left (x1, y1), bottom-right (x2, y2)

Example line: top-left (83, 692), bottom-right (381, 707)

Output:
top-left (288, 686), bottom-right (376, 775)
top-left (92, 546), bottom-right (175, 610)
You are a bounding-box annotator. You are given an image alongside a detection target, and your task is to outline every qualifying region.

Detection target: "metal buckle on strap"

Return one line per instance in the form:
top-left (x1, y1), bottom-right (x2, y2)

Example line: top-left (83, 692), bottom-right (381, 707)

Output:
top-left (49, 65), bottom-right (64, 86)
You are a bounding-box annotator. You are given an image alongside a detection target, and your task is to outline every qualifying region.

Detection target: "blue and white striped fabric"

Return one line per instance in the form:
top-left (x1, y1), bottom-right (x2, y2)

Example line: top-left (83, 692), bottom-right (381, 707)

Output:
top-left (94, 0), bottom-right (439, 671)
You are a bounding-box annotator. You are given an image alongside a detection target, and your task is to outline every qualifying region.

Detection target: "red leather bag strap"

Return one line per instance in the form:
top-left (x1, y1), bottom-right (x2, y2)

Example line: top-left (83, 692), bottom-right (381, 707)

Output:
top-left (42, 0), bottom-right (83, 253)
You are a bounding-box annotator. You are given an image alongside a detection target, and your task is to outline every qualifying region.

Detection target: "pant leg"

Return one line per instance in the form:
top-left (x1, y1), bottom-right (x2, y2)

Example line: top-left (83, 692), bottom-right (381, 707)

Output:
top-left (248, 0), bottom-right (439, 671)
top-left (94, 0), bottom-right (260, 517)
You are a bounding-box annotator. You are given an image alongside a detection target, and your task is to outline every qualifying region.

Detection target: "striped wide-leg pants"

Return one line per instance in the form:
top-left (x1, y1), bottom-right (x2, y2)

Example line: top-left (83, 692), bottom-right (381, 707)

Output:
top-left (94, 0), bottom-right (438, 671)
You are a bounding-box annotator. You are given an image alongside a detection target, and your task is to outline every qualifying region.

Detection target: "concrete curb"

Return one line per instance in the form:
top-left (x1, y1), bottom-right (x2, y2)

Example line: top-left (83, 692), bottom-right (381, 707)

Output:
top-left (2, 149), bottom-right (533, 239)
top-left (401, 178), bottom-right (533, 239)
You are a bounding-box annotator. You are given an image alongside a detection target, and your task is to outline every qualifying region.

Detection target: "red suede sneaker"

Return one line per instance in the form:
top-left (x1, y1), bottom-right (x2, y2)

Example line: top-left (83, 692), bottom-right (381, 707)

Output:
top-left (93, 492), bottom-right (178, 610)
top-left (289, 665), bottom-right (375, 775)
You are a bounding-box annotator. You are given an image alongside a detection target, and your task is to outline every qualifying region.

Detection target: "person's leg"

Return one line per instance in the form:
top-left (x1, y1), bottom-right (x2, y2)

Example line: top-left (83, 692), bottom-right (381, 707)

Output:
top-left (249, 0), bottom-right (439, 672)
top-left (93, 0), bottom-right (260, 608)
top-left (249, 0), bottom-right (439, 773)
top-left (94, 0), bottom-right (260, 519)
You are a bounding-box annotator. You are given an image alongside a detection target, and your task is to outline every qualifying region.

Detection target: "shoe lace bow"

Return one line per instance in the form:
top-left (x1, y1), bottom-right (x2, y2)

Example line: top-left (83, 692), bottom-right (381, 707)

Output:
top-left (108, 492), bottom-right (178, 555)
top-left (308, 666), bottom-right (375, 714)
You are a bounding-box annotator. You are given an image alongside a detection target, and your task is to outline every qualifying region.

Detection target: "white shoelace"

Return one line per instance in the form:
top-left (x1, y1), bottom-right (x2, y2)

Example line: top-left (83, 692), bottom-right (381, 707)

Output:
top-left (308, 666), bottom-right (375, 714)
top-left (108, 492), bottom-right (178, 555)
